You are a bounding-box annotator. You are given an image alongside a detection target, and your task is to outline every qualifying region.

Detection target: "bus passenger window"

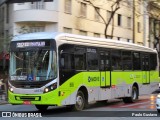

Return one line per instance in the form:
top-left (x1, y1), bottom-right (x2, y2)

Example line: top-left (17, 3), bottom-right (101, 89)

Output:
top-left (87, 48), bottom-right (98, 70)
top-left (75, 47), bottom-right (86, 70)
top-left (111, 50), bottom-right (122, 70)
top-left (60, 53), bottom-right (74, 70)
top-left (133, 52), bottom-right (141, 70)
top-left (150, 53), bottom-right (157, 70)
top-left (122, 51), bottom-right (132, 70)
top-left (60, 58), bottom-right (64, 68)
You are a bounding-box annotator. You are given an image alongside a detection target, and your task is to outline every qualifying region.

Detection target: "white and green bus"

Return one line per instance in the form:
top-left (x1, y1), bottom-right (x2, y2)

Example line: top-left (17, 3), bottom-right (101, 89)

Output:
top-left (9, 32), bottom-right (160, 111)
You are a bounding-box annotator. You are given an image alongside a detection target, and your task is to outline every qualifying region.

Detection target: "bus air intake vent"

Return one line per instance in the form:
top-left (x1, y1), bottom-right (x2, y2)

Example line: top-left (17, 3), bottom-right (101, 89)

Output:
top-left (15, 96), bottom-right (41, 101)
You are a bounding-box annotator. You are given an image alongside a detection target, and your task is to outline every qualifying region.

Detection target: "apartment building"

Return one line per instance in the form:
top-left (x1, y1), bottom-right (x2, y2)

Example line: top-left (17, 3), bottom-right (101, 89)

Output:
top-left (0, 0), bottom-right (134, 41)
top-left (0, 0), bottom-right (148, 70)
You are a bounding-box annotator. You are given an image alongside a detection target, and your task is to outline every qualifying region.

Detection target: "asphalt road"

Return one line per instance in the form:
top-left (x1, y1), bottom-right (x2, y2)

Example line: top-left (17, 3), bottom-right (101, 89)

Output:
top-left (0, 94), bottom-right (160, 120)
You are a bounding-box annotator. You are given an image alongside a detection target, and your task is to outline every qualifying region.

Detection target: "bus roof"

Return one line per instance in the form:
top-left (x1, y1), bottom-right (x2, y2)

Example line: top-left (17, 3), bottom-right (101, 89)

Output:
top-left (12, 32), bottom-right (157, 53)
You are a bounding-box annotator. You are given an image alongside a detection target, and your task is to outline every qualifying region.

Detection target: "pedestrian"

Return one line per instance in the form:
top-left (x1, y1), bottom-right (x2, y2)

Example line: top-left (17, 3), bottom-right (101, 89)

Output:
top-left (0, 79), bottom-right (3, 90)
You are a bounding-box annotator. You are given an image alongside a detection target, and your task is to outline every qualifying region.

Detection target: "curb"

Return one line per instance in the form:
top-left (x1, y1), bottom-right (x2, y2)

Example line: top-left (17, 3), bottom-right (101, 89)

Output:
top-left (0, 101), bottom-right (8, 105)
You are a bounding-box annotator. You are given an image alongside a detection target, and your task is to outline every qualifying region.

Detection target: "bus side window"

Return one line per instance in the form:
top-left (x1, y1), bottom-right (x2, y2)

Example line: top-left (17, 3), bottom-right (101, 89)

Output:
top-left (141, 53), bottom-right (149, 71)
top-left (132, 52), bottom-right (141, 70)
top-left (122, 51), bottom-right (132, 70)
top-left (75, 47), bottom-right (86, 70)
top-left (111, 50), bottom-right (122, 70)
top-left (60, 53), bottom-right (74, 70)
top-left (59, 44), bottom-right (75, 85)
top-left (60, 57), bottom-right (64, 68)
top-left (87, 48), bottom-right (99, 70)
top-left (150, 53), bottom-right (157, 70)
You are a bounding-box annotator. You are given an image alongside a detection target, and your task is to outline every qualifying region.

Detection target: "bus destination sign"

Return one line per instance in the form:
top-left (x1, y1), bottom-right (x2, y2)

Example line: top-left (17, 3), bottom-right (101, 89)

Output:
top-left (16, 41), bottom-right (46, 48)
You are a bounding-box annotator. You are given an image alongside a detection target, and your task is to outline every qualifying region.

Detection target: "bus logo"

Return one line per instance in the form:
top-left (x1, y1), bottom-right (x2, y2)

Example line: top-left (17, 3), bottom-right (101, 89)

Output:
top-left (88, 76), bottom-right (99, 82)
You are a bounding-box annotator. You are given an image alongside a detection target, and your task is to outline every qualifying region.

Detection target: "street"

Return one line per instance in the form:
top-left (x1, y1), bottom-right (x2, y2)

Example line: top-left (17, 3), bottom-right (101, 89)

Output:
top-left (0, 94), bottom-right (160, 119)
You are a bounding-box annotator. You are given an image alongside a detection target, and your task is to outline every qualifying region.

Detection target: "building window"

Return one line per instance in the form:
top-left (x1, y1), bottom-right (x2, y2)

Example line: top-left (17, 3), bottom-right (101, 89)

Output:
top-left (80, 3), bottom-right (87, 18)
top-left (94, 33), bottom-right (100, 38)
top-left (127, 0), bottom-right (132, 7)
top-left (5, 30), bottom-right (9, 38)
top-left (30, 26), bottom-right (45, 33)
top-left (95, 7), bottom-right (100, 21)
top-left (63, 27), bottom-right (72, 33)
top-left (118, 14), bottom-right (122, 26)
top-left (2, 7), bottom-right (4, 22)
top-left (127, 17), bottom-right (131, 28)
top-left (31, 1), bottom-right (45, 9)
top-left (137, 22), bottom-right (141, 33)
top-left (64, 0), bottom-right (72, 14)
top-left (79, 30), bottom-right (87, 36)
top-left (107, 35), bottom-right (112, 39)
top-left (6, 4), bottom-right (9, 24)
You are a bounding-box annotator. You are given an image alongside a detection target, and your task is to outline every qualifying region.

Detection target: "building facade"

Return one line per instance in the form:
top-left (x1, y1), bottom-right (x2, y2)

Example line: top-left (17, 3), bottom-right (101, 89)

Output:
top-left (148, 1), bottom-right (160, 50)
top-left (0, 0), bottom-right (135, 39)
top-left (0, 0), bottom-right (157, 70)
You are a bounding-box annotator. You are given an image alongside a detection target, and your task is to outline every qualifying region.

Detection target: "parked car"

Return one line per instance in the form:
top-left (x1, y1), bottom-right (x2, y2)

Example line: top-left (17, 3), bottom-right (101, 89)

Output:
top-left (156, 94), bottom-right (160, 113)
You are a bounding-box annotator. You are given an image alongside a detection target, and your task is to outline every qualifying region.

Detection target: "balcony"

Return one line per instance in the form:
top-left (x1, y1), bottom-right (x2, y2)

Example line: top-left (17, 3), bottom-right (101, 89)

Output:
top-left (14, 9), bottom-right (58, 23)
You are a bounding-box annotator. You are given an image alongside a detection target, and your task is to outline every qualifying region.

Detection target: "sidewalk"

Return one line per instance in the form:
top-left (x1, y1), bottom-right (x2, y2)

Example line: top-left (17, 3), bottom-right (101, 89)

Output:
top-left (0, 73), bottom-right (8, 105)
top-left (0, 99), bottom-right (8, 105)
top-left (0, 93), bottom-right (8, 105)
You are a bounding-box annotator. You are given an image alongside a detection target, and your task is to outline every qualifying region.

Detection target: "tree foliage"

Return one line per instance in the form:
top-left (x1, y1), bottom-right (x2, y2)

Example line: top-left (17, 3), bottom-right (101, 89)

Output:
top-left (83, 0), bottom-right (123, 38)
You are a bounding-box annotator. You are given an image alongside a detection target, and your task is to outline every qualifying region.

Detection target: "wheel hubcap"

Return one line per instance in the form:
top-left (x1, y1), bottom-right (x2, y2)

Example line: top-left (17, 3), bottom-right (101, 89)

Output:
top-left (132, 89), bottom-right (137, 100)
top-left (76, 96), bottom-right (83, 107)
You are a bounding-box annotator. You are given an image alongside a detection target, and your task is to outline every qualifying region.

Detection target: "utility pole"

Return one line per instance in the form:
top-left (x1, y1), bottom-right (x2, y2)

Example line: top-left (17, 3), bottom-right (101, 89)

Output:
top-left (133, 0), bottom-right (135, 43)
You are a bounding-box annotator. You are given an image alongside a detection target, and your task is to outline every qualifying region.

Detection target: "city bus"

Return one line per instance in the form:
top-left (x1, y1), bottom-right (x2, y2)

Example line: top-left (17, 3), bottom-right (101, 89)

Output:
top-left (8, 32), bottom-right (160, 111)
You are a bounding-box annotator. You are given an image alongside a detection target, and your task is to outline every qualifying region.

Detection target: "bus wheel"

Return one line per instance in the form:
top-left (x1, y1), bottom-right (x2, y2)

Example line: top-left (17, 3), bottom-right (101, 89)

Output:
top-left (35, 105), bottom-right (48, 111)
top-left (123, 86), bottom-right (138, 103)
top-left (72, 91), bottom-right (85, 111)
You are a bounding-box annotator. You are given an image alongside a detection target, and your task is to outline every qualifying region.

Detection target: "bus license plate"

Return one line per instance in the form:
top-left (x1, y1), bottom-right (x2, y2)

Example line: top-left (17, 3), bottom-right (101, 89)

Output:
top-left (23, 101), bottom-right (31, 105)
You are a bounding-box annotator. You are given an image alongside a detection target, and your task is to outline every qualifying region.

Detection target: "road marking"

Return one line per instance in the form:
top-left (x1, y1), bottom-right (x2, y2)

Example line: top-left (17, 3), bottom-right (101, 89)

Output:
top-left (108, 98), bottom-right (156, 109)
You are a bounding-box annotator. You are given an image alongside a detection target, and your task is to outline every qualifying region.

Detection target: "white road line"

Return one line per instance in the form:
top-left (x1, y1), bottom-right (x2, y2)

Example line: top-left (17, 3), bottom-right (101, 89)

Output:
top-left (120, 101), bottom-right (151, 107)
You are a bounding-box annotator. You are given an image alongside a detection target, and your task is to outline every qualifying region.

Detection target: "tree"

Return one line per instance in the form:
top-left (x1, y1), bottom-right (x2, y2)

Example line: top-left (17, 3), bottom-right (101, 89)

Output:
top-left (83, 0), bottom-right (123, 39)
top-left (0, 25), bottom-right (32, 71)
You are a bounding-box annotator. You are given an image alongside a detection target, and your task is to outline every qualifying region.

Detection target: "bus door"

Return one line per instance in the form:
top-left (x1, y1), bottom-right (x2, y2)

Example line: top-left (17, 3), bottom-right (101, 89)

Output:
top-left (142, 54), bottom-right (150, 84)
top-left (100, 50), bottom-right (111, 88)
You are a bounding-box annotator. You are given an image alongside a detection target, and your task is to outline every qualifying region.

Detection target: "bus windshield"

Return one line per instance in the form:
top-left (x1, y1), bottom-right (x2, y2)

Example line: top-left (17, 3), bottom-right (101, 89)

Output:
top-left (10, 49), bottom-right (57, 81)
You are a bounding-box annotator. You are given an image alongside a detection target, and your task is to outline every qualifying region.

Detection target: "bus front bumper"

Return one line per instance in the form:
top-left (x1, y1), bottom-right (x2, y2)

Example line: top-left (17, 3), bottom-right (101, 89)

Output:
top-left (8, 91), bottom-right (60, 106)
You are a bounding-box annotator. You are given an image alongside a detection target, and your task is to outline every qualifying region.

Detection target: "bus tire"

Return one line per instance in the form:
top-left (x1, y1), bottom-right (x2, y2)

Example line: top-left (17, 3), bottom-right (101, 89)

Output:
top-left (123, 86), bottom-right (138, 103)
top-left (72, 91), bottom-right (85, 111)
top-left (35, 105), bottom-right (48, 111)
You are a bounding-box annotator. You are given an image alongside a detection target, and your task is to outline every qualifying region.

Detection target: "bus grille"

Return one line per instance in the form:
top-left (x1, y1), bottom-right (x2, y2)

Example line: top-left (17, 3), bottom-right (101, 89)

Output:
top-left (15, 96), bottom-right (41, 101)
top-left (10, 80), bottom-right (52, 89)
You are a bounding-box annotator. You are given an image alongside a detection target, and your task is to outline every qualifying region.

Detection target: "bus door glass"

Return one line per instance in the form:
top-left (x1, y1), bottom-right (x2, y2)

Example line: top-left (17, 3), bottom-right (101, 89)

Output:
top-left (142, 54), bottom-right (150, 84)
top-left (100, 50), bottom-right (111, 88)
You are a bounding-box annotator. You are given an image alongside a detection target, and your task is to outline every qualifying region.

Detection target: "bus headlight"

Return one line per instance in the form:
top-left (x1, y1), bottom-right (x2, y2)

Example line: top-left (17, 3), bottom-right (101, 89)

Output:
top-left (9, 85), bottom-right (13, 93)
top-left (157, 94), bottom-right (160, 99)
top-left (44, 82), bottom-right (57, 93)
